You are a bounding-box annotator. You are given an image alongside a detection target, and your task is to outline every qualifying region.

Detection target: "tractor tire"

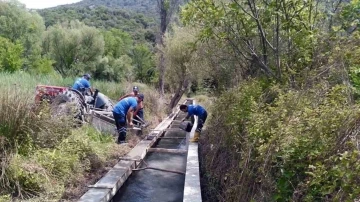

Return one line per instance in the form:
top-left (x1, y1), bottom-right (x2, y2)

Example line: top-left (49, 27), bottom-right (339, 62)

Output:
top-left (51, 91), bottom-right (86, 125)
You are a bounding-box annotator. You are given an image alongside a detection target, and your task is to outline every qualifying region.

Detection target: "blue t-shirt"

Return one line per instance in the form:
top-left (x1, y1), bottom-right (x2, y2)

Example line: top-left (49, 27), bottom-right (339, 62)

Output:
top-left (187, 104), bottom-right (207, 117)
top-left (113, 97), bottom-right (138, 116)
top-left (72, 77), bottom-right (91, 91)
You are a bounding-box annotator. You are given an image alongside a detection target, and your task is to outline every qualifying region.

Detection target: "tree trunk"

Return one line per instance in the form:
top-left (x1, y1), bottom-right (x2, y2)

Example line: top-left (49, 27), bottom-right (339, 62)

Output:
top-left (158, 51), bottom-right (165, 96)
top-left (157, 0), bottom-right (167, 97)
top-left (169, 77), bottom-right (189, 111)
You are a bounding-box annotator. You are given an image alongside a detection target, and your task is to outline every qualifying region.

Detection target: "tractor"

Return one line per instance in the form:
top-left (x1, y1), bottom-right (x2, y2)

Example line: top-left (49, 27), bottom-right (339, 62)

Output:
top-left (35, 85), bottom-right (114, 124)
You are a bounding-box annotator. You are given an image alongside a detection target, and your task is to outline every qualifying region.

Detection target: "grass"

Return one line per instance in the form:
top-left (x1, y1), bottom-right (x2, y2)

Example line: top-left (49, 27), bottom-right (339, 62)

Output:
top-left (0, 71), bottom-right (125, 100)
top-left (0, 71), bottom-right (167, 124)
top-left (0, 72), bottom-right (167, 201)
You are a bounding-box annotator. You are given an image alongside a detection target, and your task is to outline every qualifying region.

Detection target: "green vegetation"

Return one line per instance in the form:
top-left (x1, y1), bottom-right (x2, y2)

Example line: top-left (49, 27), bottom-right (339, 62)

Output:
top-left (38, 6), bottom-right (157, 43)
top-left (0, 76), bottom-right (128, 200)
top-left (67, 0), bottom-right (158, 18)
top-left (200, 81), bottom-right (360, 201)
top-left (0, 0), bottom-right (157, 83)
top-left (0, 0), bottom-right (165, 201)
top-left (0, 71), bottom-right (165, 200)
top-left (4, 0), bottom-right (360, 200)
top-left (154, 0), bottom-right (360, 201)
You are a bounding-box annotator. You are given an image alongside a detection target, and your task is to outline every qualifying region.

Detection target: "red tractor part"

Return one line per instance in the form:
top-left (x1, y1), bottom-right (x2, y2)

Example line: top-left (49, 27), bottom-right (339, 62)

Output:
top-left (35, 85), bottom-right (69, 104)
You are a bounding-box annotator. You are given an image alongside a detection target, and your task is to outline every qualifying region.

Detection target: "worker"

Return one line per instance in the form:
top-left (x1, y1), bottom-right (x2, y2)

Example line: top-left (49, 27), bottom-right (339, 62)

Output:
top-left (72, 73), bottom-right (92, 94)
top-left (180, 104), bottom-right (208, 142)
top-left (118, 86), bottom-right (144, 126)
top-left (112, 94), bottom-right (144, 144)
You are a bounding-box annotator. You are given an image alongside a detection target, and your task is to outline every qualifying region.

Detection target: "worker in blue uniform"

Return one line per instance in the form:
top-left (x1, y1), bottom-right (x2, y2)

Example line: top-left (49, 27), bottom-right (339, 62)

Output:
top-left (72, 73), bottom-right (92, 94)
top-left (118, 86), bottom-right (145, 127)
top-left (180, 104), bottom-right (208, 142)
top-left (112, 94), bottom-right (144, 144)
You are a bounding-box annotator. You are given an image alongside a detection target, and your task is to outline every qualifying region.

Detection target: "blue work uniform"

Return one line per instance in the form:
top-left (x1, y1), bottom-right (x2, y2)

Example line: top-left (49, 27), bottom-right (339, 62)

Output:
top-left (72, 77), bottom-right (91, 91)
top-left (112, 97), bottom-right (138, 143)
top-left (186, 104), bottom-right (208, 132)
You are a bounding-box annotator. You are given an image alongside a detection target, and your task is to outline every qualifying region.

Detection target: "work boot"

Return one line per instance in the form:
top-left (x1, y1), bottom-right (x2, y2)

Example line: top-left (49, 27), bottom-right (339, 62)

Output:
top-left (190, 131), bottom-right (200, 142)
top-left (117, 141), bottom-right (128, 145)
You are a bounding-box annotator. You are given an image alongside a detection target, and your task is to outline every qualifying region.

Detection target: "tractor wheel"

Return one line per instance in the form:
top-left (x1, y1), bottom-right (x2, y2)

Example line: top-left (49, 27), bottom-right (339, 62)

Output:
top-left (51, 91), bottom-right (86, 125)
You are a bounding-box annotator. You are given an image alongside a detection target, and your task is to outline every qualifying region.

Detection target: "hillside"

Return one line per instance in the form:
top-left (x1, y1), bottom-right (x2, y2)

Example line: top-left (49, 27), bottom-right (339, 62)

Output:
top-left (71, 0), bottom-right (158, 17)
top-left (38, 6), bottom-right (157, 43)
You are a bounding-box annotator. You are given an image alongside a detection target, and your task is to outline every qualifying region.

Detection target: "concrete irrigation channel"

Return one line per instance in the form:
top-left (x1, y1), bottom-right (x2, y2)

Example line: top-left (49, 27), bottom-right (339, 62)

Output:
top-left (78, 99), bottom-right (202, 202)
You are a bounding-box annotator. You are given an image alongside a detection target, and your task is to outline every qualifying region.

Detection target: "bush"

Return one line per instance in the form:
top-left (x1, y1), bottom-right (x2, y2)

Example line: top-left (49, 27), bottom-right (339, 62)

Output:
top-left (200, 79), bottom-right (360, 201)
top-left (2, 126), bottom-right (124, 200)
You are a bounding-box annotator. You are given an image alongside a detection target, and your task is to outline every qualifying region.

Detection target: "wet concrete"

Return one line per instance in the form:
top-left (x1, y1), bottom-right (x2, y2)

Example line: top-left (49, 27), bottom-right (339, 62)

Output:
top-left (112, 152), bottom-right (187, 202)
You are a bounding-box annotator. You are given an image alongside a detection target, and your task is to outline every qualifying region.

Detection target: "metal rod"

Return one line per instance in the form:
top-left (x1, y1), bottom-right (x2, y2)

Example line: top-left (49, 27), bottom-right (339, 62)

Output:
top-left (135, 115), bottom-right (147, 125)
top-left (148, 148), bottom-right (187, 154)
top-left (158, 137), bottom-right (185, 139)
top-left (132, 160), bottom-right (185, 175)
top-left (132, 118), bottom-right (143, 124)
top-left (132, 167), bottom-right (185, 175)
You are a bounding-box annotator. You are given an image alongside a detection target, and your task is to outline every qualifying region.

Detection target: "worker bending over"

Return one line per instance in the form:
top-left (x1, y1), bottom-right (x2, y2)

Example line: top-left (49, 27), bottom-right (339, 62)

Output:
top-left (72, 73), bottom-right (92, 94)
top-left (118, 86), bottom-right (144, 126)
top-left (112, 94), bottom-right (144, 144)
top-left (180, 104), bottom-right (208, 142)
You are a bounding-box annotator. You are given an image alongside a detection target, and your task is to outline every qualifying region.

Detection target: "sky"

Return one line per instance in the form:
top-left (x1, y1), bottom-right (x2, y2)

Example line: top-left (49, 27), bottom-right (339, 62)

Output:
top-left (18, 0), bottom-right (82, 9)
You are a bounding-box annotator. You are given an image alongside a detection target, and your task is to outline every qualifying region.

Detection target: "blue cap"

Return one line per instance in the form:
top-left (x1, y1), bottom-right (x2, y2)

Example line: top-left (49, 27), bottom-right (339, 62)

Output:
top-left (137, 93), bottom-right (144, 101)
top-left (83, 73), bottom-right (91, 79)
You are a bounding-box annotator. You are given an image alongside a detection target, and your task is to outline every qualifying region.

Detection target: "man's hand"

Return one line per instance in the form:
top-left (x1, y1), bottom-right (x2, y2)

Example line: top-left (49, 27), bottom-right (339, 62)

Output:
top-left (129, 122), bottom-right (134, 128)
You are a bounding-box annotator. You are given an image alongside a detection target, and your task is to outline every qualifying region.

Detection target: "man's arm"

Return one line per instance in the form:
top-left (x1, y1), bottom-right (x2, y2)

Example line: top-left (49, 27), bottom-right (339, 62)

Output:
top-left (127, 107), bottom-right (134, 126)
top-left (84, 81), bottom-right (93, 94)
top-left (118, 94), bottom-right (131, 101)
top-left (181, 114), bottom-right (190, 122)
top-left (133, 101), bottom-right (143, 116)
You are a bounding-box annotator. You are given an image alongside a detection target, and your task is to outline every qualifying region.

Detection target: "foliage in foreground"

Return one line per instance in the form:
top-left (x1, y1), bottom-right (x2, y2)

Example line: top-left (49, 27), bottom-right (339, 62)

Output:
top-left (200, 79), bottom-right (360, 202)
top-left (0, 85), bottom-right (129, 200)
top-left (0, 72), bottom-right (166, 200)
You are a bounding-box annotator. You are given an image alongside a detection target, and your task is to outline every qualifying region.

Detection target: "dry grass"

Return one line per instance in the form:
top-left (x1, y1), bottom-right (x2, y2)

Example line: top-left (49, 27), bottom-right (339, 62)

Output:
top-left (118, 82), bottom-right (167, 128)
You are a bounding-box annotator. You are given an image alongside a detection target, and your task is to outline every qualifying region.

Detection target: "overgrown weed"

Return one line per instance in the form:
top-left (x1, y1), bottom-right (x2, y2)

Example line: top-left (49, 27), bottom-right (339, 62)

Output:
top-left (200, 79), bottom-right (360, 201)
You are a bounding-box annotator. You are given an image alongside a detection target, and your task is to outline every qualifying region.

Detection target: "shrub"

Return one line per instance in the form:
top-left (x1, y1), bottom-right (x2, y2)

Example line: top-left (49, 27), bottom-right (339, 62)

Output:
top-left (200, 79), bottom-right (360, 201)
top-left (2, 126), bottom-right (123, 200)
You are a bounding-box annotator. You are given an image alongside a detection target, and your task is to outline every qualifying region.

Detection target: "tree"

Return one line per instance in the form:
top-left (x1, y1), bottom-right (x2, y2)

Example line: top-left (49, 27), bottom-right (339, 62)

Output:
top-left (131, 44), bottom-right (156, 83)
top-left (163, 27), bottom-right (201, 109)
top-left (0, 0), bottom-right (45, 71)
top-left (102, 28), bottom-right (133, 58)
top-left (0, 36), bottom-right (23, 72)
top-left (181, 0), bottom-right (323, 84)
top-left (93, 55), bottom-right (134, 82)
top-left (42, 20), bottom-right (105, 77)
top-left (156, 0), bottom-right (182, 97)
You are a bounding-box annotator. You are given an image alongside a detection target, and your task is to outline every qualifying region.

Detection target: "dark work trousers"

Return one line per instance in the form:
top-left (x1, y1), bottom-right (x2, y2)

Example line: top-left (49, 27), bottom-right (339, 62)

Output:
top-left (113, 112), bottom-right (127, 143)
top-left (133, 108), bottom-right (144, 125)
top-left (190, 111), bottom-right (208, 133)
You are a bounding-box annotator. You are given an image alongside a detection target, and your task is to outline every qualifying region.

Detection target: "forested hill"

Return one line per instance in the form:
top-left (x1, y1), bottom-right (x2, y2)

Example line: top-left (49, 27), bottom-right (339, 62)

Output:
top-left (39, 7), bottom-right (156, 42)
top-left (71, 0), bottom-right (158, 17)
top-left (37, 0), bottom-right (159, 43)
